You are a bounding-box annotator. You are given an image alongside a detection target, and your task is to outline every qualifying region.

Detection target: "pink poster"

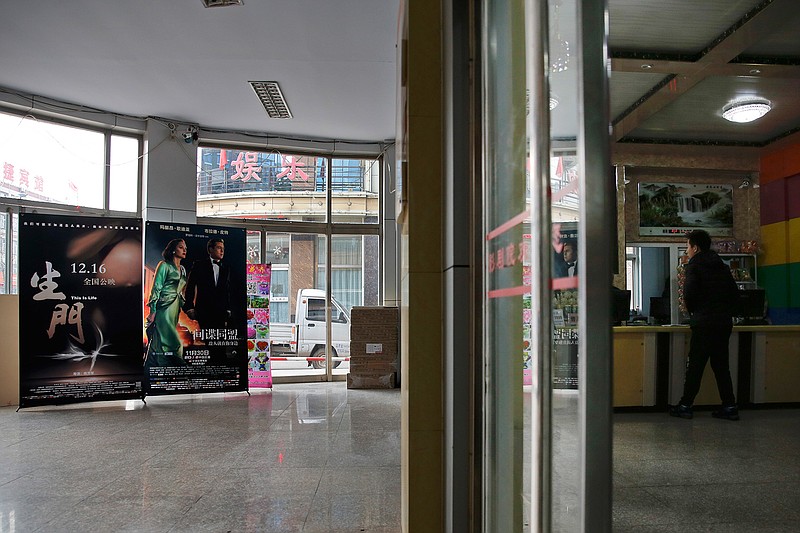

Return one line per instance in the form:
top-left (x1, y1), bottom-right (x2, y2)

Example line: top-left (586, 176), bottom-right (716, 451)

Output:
top-left (246, 264), bottom-right (272, 388)
top-left (522, 264), bottom-right (532, 386)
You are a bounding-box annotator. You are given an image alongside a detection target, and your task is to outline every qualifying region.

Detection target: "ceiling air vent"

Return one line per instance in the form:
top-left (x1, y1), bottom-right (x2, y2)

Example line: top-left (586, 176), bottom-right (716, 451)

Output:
top-left (202, 0), bottom-right (244, 8)
top-left (249, 81), bottom-right (293, 119)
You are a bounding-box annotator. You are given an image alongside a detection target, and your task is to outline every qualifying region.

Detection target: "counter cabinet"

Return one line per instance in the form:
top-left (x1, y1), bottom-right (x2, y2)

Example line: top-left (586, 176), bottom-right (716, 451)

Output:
top-left (612, 325), bottom-right (800, 409)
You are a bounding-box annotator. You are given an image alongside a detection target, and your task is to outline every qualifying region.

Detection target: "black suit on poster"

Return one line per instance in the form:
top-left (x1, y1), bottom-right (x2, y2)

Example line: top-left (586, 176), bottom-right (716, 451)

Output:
top-left (184, 257), bottom-right (231, 330)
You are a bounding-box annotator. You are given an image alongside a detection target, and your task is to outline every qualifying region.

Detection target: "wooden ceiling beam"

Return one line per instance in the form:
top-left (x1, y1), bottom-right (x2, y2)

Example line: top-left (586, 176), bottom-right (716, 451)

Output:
top-left (612, 58), bottom-right (800, 79)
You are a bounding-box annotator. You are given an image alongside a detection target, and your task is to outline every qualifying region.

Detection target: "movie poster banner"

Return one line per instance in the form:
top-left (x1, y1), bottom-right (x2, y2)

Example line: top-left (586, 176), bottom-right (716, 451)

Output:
top-left (552, 221), bottom-right (578, 390)
top-left (143, 222), bottom-right (247, 395)
top-left (19, 214), bottom-right (144, 407)
top-left (246, 264), bottom-right (272, 388)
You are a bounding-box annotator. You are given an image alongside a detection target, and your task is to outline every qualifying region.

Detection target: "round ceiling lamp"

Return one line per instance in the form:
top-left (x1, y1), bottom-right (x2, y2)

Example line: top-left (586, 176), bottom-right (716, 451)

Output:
top-left (722, 98), bottom-right (772, 123)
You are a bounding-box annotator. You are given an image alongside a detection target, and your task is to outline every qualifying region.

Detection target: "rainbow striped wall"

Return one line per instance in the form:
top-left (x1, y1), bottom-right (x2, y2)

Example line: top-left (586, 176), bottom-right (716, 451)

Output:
top-left (759, 144), bottom-right (800, 324)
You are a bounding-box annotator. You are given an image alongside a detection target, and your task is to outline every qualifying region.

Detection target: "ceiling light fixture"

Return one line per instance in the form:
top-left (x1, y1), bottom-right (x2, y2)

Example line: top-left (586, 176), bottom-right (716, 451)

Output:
top-left (250, 81), bottom-right (293, 119)
top-left (201, 0), bottom-right (243, 7)
top-left (722, 98), bottom-right (771, 123)
top-left (641, 64), bottom-right (653, 70)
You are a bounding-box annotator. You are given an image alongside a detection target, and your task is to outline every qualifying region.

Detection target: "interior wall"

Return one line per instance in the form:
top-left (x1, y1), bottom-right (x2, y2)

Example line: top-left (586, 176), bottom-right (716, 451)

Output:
top-left (622, 166), bottom-right (761, 245)
top-left (399, 0), bottom-right (445, 530)
top-left (0, 295), bottom-right (19, 406)
top-left (759, 142), bottom-right (800, 324)
top-left (141, 118), bottom-right (200, 224)
top-left (612, 146), bottom-right (761, 291)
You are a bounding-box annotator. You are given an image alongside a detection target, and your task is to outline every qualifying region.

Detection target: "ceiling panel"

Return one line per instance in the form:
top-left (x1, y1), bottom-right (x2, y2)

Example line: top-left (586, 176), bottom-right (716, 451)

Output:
top-left (624, 75), bottom-right (800, 144)
top-left (0, 0), bottom-right (400, 142)
top-left (738, 31), bottom-right (800, 59)
top-left (609, 72), bottom-right (669, 120)
top-left (608, 0), bottom-right (762, 55)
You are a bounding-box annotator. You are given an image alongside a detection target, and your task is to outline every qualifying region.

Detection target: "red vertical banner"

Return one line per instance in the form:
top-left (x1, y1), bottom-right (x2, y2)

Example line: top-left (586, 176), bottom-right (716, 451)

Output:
top-left (246, 264), bottom-right (273, 388)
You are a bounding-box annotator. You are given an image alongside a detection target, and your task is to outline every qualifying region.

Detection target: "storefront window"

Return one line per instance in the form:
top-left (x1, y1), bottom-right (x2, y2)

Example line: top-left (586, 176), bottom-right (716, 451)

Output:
top-left (0, 112), bottom-right (140, 294)
top-left (109, 135), bottom-right (140, 213)
top-left (197, 147), bottom-right (329, 222)
top-left (0, 111), bottom-right (105, 208)
top-left (330, 157), bottom-right (381, 224)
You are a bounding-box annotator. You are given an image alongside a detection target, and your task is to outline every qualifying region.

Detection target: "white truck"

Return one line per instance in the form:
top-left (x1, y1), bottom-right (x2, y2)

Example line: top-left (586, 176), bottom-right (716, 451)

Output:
top-left (270, 288), bottom-right (351, 368)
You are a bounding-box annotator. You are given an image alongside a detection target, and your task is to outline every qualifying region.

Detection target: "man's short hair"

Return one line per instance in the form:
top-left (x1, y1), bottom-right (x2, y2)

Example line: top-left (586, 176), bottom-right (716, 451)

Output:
top-left (207, 237), bottom-right (225, 252)
top-left (686, 229), bottom-right (712, 252)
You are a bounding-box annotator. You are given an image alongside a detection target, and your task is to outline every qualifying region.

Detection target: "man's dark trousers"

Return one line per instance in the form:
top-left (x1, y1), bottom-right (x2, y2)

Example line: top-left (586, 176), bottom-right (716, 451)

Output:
top-left (679, 323), bottom-right (736, 407)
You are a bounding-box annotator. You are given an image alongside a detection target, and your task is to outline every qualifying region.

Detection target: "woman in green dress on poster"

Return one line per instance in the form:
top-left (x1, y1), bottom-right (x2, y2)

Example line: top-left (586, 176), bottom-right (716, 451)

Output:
top-left (145, 238), bottom-right (188, 366)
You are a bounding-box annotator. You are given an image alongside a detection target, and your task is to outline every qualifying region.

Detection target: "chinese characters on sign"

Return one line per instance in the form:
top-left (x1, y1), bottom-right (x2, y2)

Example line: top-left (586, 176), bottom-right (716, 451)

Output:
top-left (487, 239), bottom-right (530, 273)
top-left (230, 152), bottom-right (261, 182)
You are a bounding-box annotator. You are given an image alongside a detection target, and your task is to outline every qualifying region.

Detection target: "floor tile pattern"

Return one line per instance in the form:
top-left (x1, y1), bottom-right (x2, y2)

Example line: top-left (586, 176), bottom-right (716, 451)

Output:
top-left (0, 383), bottom-right (400, 532)
top-left (613, 408), bottom-right (800, 532)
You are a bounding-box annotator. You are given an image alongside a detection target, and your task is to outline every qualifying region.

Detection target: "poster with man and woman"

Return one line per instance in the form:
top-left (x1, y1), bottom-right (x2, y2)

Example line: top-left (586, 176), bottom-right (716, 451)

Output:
top-left (552, 221), bottom-right (578, 389)
top-left (143, 222), bottom-right (247, 395)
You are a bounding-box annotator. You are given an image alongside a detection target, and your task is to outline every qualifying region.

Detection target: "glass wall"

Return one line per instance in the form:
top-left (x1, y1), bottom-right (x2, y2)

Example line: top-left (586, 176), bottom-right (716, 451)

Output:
top-left (198, 144), bottom-right (382, 382)
top-left (0, 213), bottom-right (15, 294)
top-left (0, 111), bottom-right (139, 212)
top-left (109, 135), bottom-right (140, 212)
top-left (0, 110), bottom-right (141, 294)
top-left (197, 147), bottom-right (380, 226)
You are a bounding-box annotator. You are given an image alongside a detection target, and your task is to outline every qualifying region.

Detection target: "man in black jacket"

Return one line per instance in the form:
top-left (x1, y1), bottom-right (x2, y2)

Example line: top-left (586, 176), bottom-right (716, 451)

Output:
top-left (184, 238), bottom-right (231, 330)
top-left (670, 230), bottom-right (740, 421)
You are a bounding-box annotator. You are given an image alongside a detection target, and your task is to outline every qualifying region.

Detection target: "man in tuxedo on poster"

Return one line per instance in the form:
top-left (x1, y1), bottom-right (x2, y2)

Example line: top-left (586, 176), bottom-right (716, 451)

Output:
top-left (184, 237), bottom-right (231, 331)
top-left (562, 239), bottom-right (578, 277)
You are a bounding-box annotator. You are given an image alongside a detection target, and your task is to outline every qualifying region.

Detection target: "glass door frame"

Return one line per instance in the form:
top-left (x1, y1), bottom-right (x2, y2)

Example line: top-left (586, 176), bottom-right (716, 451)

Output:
top-left (478, 0), bottom-right (613, 530)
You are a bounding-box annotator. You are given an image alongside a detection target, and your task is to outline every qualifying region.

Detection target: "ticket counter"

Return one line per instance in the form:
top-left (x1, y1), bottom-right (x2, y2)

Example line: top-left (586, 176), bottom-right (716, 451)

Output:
top-left (613, 325), bottom-right (800, 408)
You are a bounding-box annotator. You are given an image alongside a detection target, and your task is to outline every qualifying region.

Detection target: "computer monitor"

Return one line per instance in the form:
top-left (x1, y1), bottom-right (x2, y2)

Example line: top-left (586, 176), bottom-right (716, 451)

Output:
top-left (649, 296), bottom-right (671, 324)
top-left (611, 288), bottom-right (631, 325)
top-left (734, 289), bottom-right (765, 319)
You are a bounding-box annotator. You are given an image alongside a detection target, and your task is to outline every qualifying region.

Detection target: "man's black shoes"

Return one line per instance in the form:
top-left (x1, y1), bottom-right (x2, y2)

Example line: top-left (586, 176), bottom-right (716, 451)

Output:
top-left (669, 404), bottom-right (693, 419)
top-left (711, 405), bottom-right (740, 421)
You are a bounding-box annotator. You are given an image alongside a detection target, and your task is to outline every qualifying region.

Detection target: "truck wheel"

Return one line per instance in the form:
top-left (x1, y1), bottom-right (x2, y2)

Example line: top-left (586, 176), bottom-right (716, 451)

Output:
top-left (310, 346), bottom-right (342, 369)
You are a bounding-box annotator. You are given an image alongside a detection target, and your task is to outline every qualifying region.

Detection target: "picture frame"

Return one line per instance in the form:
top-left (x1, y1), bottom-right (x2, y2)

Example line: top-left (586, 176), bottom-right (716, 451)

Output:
top-left (638, 182), bottom-right (734, 237)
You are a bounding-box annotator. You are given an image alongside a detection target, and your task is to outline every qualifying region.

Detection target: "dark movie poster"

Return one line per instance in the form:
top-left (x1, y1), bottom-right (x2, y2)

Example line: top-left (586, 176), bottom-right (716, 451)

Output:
top-left (143, 222), bottom-right (247, 395)
top-left (19, 214), bottom-right (144, 407)
top-left (552, 221), bottom-right (578, 390)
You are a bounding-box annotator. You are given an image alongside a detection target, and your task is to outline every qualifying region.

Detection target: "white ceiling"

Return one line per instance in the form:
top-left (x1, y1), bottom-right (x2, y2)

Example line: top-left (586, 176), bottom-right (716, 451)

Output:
top-left (2, 0), bottom-right (799, 149)
top-left (0, 0), bottom-right (401, 142)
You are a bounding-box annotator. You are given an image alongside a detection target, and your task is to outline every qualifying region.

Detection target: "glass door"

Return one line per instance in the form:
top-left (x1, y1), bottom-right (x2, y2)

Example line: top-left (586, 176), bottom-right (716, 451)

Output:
top-left (481, 0), bottom-right (613, 530)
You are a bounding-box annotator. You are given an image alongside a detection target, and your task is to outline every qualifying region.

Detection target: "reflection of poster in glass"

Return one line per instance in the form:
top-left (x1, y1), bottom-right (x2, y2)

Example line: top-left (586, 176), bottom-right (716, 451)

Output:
top-left (522, 248), bottom-right (532, 386)
top-left (247, 263), bottom-right (272, 388)
top-left (552, 222), bottom-right (578, 390)
top-left (638, 183), bottom-right (733, 236)
top-left (18, 214), bottom-right (144, 407)
top-left (143, 222), bottom-right (247, 395)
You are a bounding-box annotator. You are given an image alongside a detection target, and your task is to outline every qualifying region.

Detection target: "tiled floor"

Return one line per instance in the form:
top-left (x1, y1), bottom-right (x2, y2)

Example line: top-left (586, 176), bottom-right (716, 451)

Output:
top-left (0, 383), bottom-right (400, 532)
top-left (3, 382), bottom-right (798, 532)
top-left (613, 408), bottom-right (800, 532)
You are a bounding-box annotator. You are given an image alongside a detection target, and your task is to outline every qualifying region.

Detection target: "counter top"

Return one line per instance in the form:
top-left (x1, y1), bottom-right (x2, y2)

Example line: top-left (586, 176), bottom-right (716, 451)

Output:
top-left (613, 325), bottom-right (800, 333)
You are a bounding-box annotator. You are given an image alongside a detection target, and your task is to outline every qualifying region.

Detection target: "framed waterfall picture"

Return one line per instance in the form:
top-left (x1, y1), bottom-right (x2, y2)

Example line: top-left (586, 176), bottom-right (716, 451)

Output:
top-left (638, 182), bottom-right (734, 237)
